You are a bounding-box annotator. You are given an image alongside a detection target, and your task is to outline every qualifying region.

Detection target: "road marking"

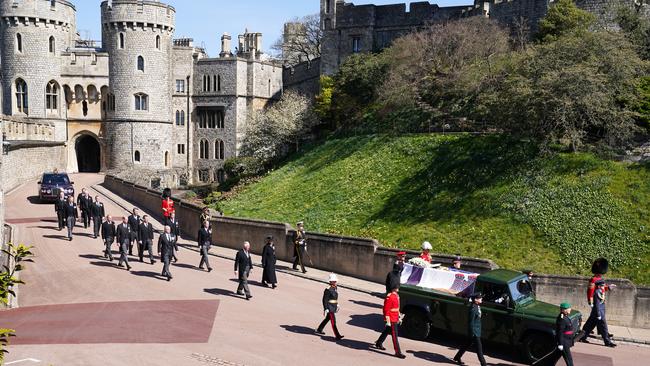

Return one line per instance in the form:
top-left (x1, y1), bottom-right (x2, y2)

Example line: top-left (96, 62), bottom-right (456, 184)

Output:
top-left (5, 358), bottom-right (41, 365)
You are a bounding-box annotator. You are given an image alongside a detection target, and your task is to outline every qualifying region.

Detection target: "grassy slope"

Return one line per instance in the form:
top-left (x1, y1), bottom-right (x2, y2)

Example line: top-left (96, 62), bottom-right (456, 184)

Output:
top-left (220, 135), bottom-right (650, 284)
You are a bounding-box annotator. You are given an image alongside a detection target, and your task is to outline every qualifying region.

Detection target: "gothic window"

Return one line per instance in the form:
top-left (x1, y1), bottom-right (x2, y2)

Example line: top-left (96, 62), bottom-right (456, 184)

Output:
top-left (213, 75), bottom-right (217, 92)
top-left (216, 110), bottom-right (224, 129)
top-left (137, 56), bottom-right (145, 72)
top-left (156, 35), bottom-right (161, 50)
top-left (214, 139), bottom-right (225, 160)
top-left (15, 78), bottom-right (28, 114)
top-left (199, 139), bottom-right (209, 159)
top-left (16, 33), bottom-right (22, 53)
top-left (207, 112), bottom-right (216, 129)
top-left (45, 81), bottom-right (59, 113)
top-left (164, 151), bottom-right (170, 167)
top-left (175, 110), bottom-right (185, 126)
top-left (49, 36), bottom-right (55, 54)
top-left (119, 33), bottom-right (125, 49)
top-left (177, 144), bottom-right (185, 154)
top-left (134, 93), bottom-right (148, 111)
top-left (134, 150), bottom-right (141, 162)
top-left (217, 75), bottom-right (222, 91)
top-left (181, 110), bottom-right (185, 125)
top-left (352, 37), bottom-right (361, 53)
top-left (326, 0), bottom-right (332, 14)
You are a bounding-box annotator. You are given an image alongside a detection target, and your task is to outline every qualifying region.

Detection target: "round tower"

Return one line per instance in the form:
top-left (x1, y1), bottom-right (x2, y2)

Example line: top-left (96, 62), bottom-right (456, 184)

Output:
top-left (101, 0), bottom-right (175, 170)
top-left (0, 0), bottom-right (76, 124)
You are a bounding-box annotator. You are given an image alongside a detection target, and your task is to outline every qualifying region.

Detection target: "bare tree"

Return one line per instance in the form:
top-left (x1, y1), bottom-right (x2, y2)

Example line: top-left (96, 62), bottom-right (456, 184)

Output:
top-left (272, 14), bottom-right (322, 67)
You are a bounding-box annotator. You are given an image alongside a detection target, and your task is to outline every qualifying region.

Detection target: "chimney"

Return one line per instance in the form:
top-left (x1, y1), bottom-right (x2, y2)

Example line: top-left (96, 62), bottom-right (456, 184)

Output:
top-left (220, 32), bottom-right (232, 58)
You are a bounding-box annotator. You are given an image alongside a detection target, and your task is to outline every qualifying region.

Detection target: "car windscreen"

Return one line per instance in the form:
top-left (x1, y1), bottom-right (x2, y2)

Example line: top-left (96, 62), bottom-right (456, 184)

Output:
top-left (509, 278), bottom-right (533, 302)
top-left (42, 174), bottom-right (70, 185)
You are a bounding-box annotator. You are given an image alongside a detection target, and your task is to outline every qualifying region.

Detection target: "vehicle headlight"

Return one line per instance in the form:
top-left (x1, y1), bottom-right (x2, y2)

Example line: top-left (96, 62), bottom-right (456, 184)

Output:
top-left (46, 189), bottom-right (52, 194)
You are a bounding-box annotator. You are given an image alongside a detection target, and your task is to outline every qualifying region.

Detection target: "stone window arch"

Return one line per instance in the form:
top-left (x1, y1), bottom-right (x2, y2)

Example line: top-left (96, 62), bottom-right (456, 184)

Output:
top-left (134, 93), bottom-right (148, 111)
top-left (180, 110), bottom-right (185, 125)
top-left (15, 78), bottom-right (28, 114)
top-left (164, 151), bottom-right (170, 167)
top-left (45, 80), bottom-right (59, 114)
top-left (175, 110), bottom-right (185, 126)
top-left (119, 33), bottom-right (125, 49)
top-left (214, 139), bottom-right (225, 160)
top-left (199, 139), bottom-right (209, 159)
top-left (137, 56), bottom-right (145, 72)
top-left (16, 33), bottom-right (23, 53)
top-left (156, 35), bottom-right (161, 50)
top-left (217, 75), bottom-right (222, 91)
top-left (49, 36), bottom-right (55, 54)
top-left (134, 150), bottom-right (141, 163)
top-left (216, 110), bottom-right (224, 129)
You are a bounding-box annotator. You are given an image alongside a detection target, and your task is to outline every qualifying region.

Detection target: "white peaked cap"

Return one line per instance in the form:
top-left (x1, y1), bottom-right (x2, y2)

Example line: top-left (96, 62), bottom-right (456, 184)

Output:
top-left (422, 241), bottom-right (432, 250)
top-left (328, 273), bottom-right (338, 282)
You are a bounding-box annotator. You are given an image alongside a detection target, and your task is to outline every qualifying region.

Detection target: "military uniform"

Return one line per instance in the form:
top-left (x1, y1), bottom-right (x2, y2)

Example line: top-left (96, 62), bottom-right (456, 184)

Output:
top-left (316, 285), bottom-right (343, 339)
top-left (454, 294), bottom-right (487, 366)
top-left (292, 226), bottom-right (307, 273)
top-left (580, 282), bottom-right (616, 347)
top-left (551, 305), bottom-right (575, 366)
top-left (385, 252), bottom-right (405, 294)
top-left (375, 290), bottom-right (405, 358)
top-left (101, 220), bottom-right (116, 261)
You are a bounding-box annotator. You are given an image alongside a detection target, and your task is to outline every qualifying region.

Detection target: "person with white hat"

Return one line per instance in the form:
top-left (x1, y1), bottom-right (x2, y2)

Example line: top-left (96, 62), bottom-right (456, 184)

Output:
top-left (315, 273), bottom-right (344, 340)
top-left (420, 241), bottom-right (433, 263)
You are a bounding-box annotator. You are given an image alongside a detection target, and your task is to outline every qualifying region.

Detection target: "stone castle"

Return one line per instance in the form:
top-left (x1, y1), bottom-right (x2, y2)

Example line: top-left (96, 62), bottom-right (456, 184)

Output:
top-left (0, 0), bottom-right (282, 188)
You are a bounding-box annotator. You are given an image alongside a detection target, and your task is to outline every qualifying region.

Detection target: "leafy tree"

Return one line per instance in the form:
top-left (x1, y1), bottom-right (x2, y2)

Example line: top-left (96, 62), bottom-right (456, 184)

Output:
top-left (314, 75), bottom-right (334, 120)
top-left (637, 77), bottom-right (650, 129)
top-left (616, 5), bottom-right (650, 59)
top-left (538, 0), bottom-right (595, 42)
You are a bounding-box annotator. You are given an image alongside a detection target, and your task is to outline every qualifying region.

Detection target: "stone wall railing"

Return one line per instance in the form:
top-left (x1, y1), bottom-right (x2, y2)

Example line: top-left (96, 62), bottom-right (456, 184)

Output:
top-left (103, 175), bottom-right (650, 329)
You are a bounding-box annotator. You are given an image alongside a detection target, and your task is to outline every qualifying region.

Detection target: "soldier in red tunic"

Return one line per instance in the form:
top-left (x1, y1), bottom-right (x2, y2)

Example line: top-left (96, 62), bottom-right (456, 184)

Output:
top-left (373, 285), bottom-right (406, 359)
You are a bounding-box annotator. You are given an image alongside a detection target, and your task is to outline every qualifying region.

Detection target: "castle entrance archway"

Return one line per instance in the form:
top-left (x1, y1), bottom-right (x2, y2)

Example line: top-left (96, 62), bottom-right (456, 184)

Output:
top-left (75, 135), bottom-right (101, 173)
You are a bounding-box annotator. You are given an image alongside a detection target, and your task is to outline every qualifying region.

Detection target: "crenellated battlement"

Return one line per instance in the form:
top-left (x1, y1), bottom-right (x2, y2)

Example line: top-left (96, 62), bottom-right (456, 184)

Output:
top-left (0, 0), bottom-right (76, 28)
top-left (100, 0), bottom-right (175, 34)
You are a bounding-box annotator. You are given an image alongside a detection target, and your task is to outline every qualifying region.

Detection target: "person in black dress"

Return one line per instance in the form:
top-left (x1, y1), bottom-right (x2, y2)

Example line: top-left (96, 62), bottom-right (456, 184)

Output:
top-left (261, 236), bottom-right (277, 288)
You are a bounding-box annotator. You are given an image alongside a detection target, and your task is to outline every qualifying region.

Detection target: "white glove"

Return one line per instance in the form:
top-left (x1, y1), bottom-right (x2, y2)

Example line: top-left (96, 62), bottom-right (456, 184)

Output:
top-left (597, 316), bottom-right (602, 320)
top-left (558, 345), bottom-right (564, 351)
top-left (589, 303), bottom-right (593, 308)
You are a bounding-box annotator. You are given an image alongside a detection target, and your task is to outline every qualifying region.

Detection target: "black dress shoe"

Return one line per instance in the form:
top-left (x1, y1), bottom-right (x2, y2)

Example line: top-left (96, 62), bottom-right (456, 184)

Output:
top-left (579, 338), bottom-right (590, 343)
top-left (272, 284), bottom-right (277, 289)
top-left (335, 335), bottom-right (344, 340)
top-left (236, 291), bottom-right (244, 296)
top-left (605, 342), bottom-right (617, 347)
top-left (208, 267), bottom-right (213, 272)
top-left (315, 330), bottom-right (325, 335)
top-left (167, 276), bottom-right (171, 282)
top-left (395, 353), bottom-right (406, 359)
top-left (246, 295), bottom-right (252, 300)
top-left (373, 343), bottom-right (386, 351)
top-left (453, 358), bottom-right (465, 365)
top-left (151, 261), bottom-right (156, 265)
top-left (126, 265), bottom-right (132, 271)
top-left (261, 282), bottom-right (269, 287)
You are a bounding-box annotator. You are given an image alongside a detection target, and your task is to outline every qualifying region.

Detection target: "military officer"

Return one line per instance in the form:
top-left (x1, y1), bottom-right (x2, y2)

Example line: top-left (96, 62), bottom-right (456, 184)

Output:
top-left (385, 251), bottom-right (406, 294)
top-left (127, 208), bottom-right (141, 256)
top-left (138, 215), bottom-right (156, 264)
top-left (453, 292), bottom-right (486, 366)
top-left (579, 280), bottom-right (616, 347)
top-left (116, 217), bottom-right (132, 270)
top-left (101, 215), bottom-right (116, 261)
top-left (292, 221), bottom-right (308, 273)
top-left (373, 284), bottom-right (406, 359)
top-left (550, 302), bottom-right (575, 366)
top-left (90, 196), bottom-right (105, 239)
top-left (197, 220), bottom-right (213, 272)
top-left (315, 273), bottom-right (344, 340)
top-left (158, 225), bottom-right (175, 281)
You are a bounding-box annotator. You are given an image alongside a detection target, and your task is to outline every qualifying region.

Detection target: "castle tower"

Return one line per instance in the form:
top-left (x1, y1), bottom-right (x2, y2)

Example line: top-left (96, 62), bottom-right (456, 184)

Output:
top-left (0, 0), bottom-right (76, 140)
top-left (101, 0), bottom-right (175, 170)
top-left (320, 0), bottom-right (343, 75)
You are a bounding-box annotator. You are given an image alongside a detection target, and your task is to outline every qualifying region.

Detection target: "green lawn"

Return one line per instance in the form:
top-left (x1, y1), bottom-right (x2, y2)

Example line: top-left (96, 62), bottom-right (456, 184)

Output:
top-left (219, 134), bottom-right (650, 284)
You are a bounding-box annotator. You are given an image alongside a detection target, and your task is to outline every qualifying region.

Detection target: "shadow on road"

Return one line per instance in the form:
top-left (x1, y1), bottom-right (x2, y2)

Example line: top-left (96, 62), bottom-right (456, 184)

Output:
top-left (280, 324), bottom-right (317, 336)
top-left (43, 234), bottom-right (69, 240)
top-left (88, 260), bottom-right (119, 268)
top-left (204, 288), bottom-right (244, 299)
top-left (347, 313), bottom-right (384, 331)
top-left (131, 271), bottom-right (167, 281)
top-left (348, 299), bottom-right (382, 309)
top-left (336, 338), bottom-right (374, 351)
top-left (27, 196), bottom-right (48, 205)
top-left (33, 225), bottom-right (58, 230)
top-left (407, 350), bottom-right (456, 364)
top-left (173, 262), bottom-right (198, 270)
top-left (80, 254), bottom-right (106, 260)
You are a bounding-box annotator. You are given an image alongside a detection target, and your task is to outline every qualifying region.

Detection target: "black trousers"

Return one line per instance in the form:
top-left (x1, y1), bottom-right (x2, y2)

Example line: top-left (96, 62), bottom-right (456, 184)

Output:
top-left (454, 336), bottom-right (486, 366)
top-left (317, 312), bottom-right (342, 338)
top-left (118, 240), bottom-right (130, 267)
top-left (550, 346), bottom-right (574, 366)
top-left (172, 240), bottom-right (178, 262)
top-left (581, 310), bottom-right (611, 344)
top-left (292, 245), bottom-right (306, 273)
top-left (376, 323), bottom-right (402, 355)
top-left (92, 216), bottom-right (102, 237)
top-left (81, 209), bottom-right (90, 228)
top-left (57, 210), bottom-right (65, 230)
top-left (140, 239), bottom-right (154, 263)
top-left (162, 255), bottom-right (172, 278)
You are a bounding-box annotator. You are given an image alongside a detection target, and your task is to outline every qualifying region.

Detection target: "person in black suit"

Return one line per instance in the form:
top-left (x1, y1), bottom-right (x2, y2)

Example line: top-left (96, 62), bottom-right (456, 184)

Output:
top-left (54, 191), bottom-right (67, 231)
top-left (158, 225), bottom-right (175, 281)
top-left (101, 215), bottom-right (116, 261)
top-left (116, 217), bottom-right (132, 271)
top-left (164, 211), bottom-right (180, 263)
top-left (76, 188), bottom-right (92, 229)
top-left (127, 208), bottom-right (141, 256)
top-left (138, 215), bottom-right (156, 264)
top-left (90, 196), bottom-right (105, 239)
top-left (197, 220), bottom-right (213, 272)
top-left (261, 236), bottom-right (277, 288)
top-left (234, 241), bottom-right (253, 300)
top-left (63, 195), bottom-right (78, 241)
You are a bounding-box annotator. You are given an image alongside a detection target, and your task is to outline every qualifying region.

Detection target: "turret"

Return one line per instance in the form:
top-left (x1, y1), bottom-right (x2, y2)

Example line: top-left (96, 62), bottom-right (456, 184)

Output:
top-left (220, 32), bottom-right (232, 58)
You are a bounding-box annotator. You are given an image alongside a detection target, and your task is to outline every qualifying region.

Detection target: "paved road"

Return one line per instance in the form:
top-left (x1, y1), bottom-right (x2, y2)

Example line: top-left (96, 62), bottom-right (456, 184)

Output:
top-left (1, 174), bottom-right (646, 365)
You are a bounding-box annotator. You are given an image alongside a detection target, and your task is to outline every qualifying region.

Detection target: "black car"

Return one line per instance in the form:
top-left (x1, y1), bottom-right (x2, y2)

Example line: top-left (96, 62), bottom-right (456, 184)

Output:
top-left (38, 172), bottom-right (75, 202)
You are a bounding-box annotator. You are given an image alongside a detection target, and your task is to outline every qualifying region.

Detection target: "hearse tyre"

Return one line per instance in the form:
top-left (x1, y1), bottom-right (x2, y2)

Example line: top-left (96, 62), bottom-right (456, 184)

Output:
top-left (521, 331), bottom-right (555, 365)
top-left (401, 307), bottom-right (431, 341)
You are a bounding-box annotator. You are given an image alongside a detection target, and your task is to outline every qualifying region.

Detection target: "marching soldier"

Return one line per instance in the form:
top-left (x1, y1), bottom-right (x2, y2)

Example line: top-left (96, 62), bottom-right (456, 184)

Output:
top-left (385, 251), bottom-right (406, 294)
top-left (162, 195), bottom-right (175, 219)
top-left (63, 195), bottom-right (78, 241)
top-left (420, 241), bottom-right (432, 263)
top-left (579, 280), bottom-right (616, 347)
top-left (197, 220), bottom-right (213, 272)
top-left (261, 236), bottom-right (278, 288)
top-left (116, 217), bottom-right (132, 270)
top-left (550, 302), bottom-right (575, 366)
top-left (158, 225), bottom-right (175, 281)
top-left (315, 273), bottom-right (344, 340)
top-left (373, 284), bottom-right (406, 359)
top-left (453, 292), bottom-right (486, 366)
top-left (90, 196), bottom-right (105, 239)
top-left (76, 188), bottom-right (92, 229)
top-left (54, 191), bottom-right (67, 231)
top-left (101, 215), bottom-right (116, 261)
top-left (292, 221), bottom-right (308, 273)
top-left (138, 215), bottom-right (156, 264)
top-left (164, 211), bottom-right (180, 263)
top-left (127, 208), bottom-right (141, 256)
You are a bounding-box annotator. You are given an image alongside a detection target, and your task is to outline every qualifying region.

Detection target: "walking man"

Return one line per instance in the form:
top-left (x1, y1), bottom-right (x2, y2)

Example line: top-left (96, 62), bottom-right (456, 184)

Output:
top-left (550, 302), bottom-right (575, 366)
top-left (164, 211), bottom-right (180, 263)
top-left (292, 221), bottom-right (308, 273)
top-left (90, 196), bottom-right (105, 239)
top-left (197, 220), bottom-right (213, 272)
top-left (63, 195), bottom-right (78, 241)
top-left (116, 217), bottom-right (132, 270)
top-left (453, 292), bottom-right (486, 366)
top-left (373, 284), bottom-right (406, 359)
top-left (158, 225), bottom-right (175, 281)
top-left (138, 215), bottom-right (156, 264)
top-left (127, 208), bottom-right (141, 256)
top-left (234, 241), bottom-right (253, 300)
top-left (579, 280), bottom-right (616, 347)
top-left (316, 273), bottom-right (344, 340)
top-left (261, 236), bottom-right (277, 288)
top-left (101, 215), bottom-right (116, 261)
top-left (76, 188), bottom-right (92, 229)
top-left (54, 191), bottom-right (66, 231)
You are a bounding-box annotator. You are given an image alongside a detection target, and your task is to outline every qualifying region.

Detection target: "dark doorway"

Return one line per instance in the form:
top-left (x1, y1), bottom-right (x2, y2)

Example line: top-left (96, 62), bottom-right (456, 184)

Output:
top-left (76, 135), bottom-right (101, 173)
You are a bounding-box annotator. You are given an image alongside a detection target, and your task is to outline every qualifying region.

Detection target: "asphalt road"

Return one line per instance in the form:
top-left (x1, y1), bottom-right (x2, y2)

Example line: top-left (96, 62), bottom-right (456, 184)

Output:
top-left (1, 174), bottom-right (646, 365)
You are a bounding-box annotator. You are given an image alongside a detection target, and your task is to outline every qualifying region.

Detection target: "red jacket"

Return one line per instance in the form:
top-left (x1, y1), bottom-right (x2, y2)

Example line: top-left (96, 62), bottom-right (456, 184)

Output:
top-left (420, 252), bottom-right (432, 263)
top-left (162, 199), bottom-right (174, 218)
top-left (383, 292), bottom-right (400, 323)
top-left (587, 275), bottom-right (609, 304)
